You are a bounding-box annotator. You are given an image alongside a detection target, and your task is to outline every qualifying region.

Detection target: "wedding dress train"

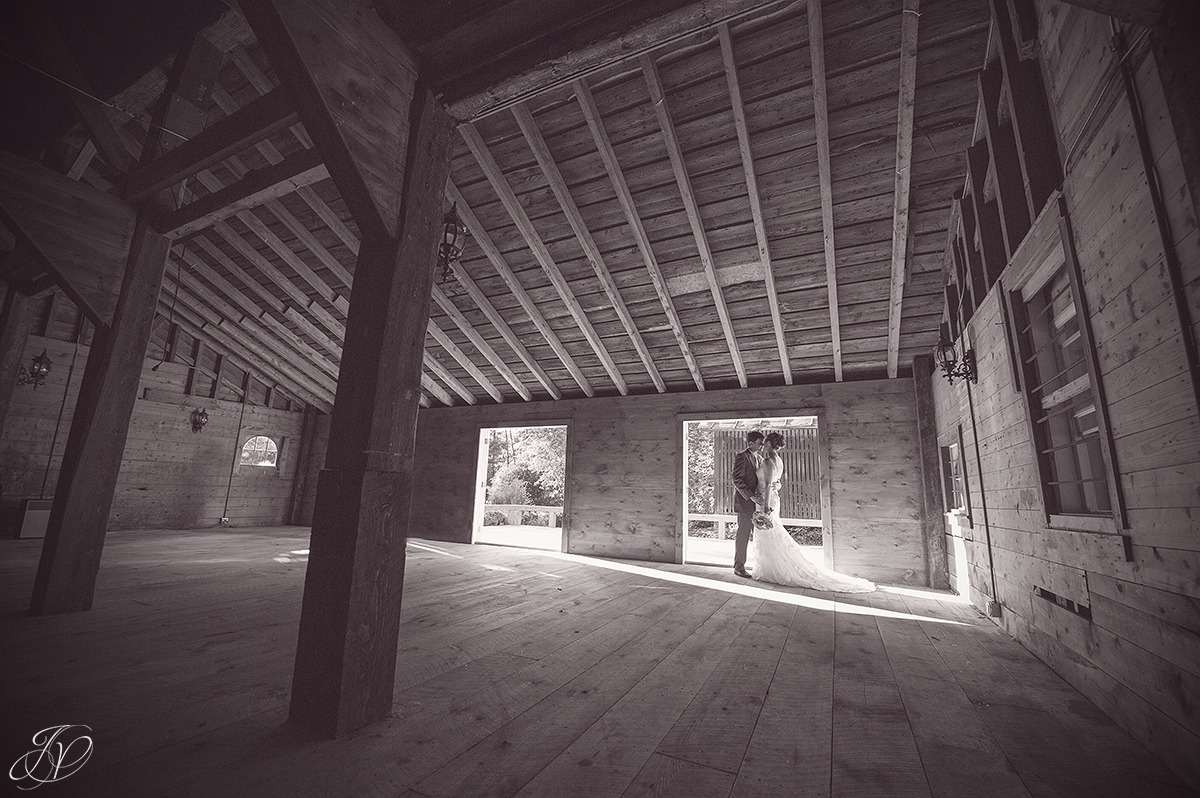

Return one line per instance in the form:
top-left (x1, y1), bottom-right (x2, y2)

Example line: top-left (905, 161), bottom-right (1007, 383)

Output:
top-left (751, 454), bottom-right (875, 593)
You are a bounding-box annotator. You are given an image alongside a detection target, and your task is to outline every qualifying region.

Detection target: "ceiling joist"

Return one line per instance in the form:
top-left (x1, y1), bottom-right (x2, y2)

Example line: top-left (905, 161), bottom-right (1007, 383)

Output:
top-left (640, 52), bottom-right (748, 389)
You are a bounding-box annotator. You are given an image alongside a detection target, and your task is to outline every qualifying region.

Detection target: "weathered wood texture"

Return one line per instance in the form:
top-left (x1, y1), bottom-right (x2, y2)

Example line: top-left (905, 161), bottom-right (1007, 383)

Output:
top-left (1, 527), bottom-right (1191, 797)
top-left (405, 379), bottom-right (932, 586)
top-left (932, 2), bottom-right (1200, 788)
top-left (0, 332), bottom-right (307, 534)
top-left (0, 149), bottom-right (134, 326)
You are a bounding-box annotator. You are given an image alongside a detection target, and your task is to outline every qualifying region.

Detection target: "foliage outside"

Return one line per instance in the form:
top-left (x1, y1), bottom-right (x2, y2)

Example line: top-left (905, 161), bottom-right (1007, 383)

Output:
top-left (484, 427), bottom-right (566, 515)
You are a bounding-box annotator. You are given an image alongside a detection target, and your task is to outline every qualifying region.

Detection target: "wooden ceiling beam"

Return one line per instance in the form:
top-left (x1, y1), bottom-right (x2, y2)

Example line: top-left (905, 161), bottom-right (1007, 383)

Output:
top-left (159, 149), bottom-right (329, 239)
top-left (431, 281), bottom-right (537, 401)
top-left (886, 0), bottom-right (921, 379)
top-left (423, 351), bottom-right (477, 405)
top-left (447, 179), bottom-right (578, 398)
top-left (442, 0), bottom-right (793, 120)
top-left (283, 306), bottom-right (344, 360)
top-left (66, 140), bottom-right (98, 181)
top-left (193, 171), bottom-right (350, 316)
top-left (427, 319), bottom-right (505, 403)
top-left (210, 86), bottom-right (356, 290)
top-left (192, 233), bottom-right (285, 314)
top-left (167, 267), bottom-right (339, 393)
top-left (161, 274), bottom-right (335, 409)
top-left (718, 23), bottom-right (791, 386)
top-left (219, 54), bottom-right (363, 257)
top-left (461, 123), bottom-right (621, 396)
top-left (124, 89), bottom-right (298, 203)
top-left (573, 79), bottom-right (705, 391)
top-left (641, 53), bottom-right (747, 388)
top-left (512, 104), bottom-right (665, 393)
top-left (807, 0), bottom-right (844, 382)
top-left (421, 372), bottom-right (456, 406)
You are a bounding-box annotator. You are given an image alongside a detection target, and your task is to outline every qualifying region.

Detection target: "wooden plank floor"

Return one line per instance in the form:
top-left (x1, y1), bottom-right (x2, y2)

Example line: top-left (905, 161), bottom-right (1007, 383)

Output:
top-left (1, 526), bottom-right (1194, 798)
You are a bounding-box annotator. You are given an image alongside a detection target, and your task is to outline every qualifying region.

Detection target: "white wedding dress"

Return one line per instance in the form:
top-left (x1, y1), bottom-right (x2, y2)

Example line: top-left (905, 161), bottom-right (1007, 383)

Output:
top-left (752, 454), bottom-right (875, 593)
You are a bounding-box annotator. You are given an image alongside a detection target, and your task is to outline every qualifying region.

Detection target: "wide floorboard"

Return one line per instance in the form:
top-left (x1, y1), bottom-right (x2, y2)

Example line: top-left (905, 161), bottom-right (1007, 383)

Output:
top-left (1, 526), bottom-right (1194, 797)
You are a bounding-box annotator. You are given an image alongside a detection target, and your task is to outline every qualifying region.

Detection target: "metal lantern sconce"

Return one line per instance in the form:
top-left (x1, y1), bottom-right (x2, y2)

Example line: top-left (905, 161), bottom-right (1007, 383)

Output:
top-left (436, 202), bottom-right (468, 287)
top-left (17, 349), bottom-right (53, 390)
top-left (190, 407), bottom-right (209, 434)
top-left (934, 334), bottom-right (977, 385)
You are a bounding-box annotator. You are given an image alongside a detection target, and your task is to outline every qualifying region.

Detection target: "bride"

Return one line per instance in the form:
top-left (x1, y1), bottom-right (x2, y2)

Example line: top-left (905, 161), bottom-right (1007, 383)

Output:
top-left (751, 432), bottom-right (875, 593)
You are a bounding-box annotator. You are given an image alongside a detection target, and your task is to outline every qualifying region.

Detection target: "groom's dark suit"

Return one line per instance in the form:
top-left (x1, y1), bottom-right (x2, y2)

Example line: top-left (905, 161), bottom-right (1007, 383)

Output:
top-left (732, 448), bottom-right (760, 573)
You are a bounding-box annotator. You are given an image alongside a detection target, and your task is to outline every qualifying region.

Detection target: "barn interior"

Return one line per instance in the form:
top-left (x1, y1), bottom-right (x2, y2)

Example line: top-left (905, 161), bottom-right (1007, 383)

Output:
top-left (1, 0), bottom-right (1198, 795)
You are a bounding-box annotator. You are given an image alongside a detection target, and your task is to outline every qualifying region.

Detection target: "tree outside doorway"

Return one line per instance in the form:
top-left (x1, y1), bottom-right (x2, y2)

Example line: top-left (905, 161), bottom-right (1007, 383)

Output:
top-left (474, 425), bottom-right (567, 551)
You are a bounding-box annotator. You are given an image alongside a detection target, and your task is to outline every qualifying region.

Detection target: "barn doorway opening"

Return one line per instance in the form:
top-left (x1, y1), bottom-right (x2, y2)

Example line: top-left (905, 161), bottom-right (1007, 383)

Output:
top-left (472, 425), bottom-right (567, 552)
top-left (682, 416), bottom-right (824, 568)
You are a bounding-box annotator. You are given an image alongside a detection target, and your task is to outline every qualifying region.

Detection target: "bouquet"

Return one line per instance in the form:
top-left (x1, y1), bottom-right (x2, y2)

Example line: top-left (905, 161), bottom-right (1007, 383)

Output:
top-left (752, 511), bottom-right (773, 531)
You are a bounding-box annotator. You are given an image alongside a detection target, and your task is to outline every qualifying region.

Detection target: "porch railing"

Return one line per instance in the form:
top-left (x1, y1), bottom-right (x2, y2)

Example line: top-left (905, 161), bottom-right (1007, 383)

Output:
top-left (484, 504), bottom-right (563, 527)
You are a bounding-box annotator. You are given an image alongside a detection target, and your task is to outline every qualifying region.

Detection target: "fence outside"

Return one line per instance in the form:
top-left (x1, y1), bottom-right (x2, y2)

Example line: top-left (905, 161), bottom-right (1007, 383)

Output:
top-left (712, 428), bottom-right (821, 519)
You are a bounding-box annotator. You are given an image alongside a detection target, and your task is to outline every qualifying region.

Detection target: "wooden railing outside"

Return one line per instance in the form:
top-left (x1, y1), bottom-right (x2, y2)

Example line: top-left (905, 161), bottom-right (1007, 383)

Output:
top-left (686, 512), bottom-right (821, 540)
top-left (484, 504), bottom-right (563, 527)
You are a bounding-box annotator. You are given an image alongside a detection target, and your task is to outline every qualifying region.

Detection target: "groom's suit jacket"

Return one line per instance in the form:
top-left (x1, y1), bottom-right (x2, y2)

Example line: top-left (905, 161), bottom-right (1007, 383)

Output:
top-left (732, 449), bottom-right (759, 514)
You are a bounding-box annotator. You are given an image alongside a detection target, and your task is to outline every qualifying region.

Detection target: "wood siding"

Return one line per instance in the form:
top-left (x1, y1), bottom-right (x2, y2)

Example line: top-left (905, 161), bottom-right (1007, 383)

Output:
top-left (406, 379), bottom-right (931, 586)
top-left (931, 2), bottom-right (1200, 788)
top-left (1, 332), bottom-right (307, 532)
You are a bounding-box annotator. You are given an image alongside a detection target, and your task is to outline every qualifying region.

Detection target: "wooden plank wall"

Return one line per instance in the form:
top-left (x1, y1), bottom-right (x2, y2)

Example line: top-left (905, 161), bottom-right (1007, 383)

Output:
top-left (931, 1), bottom-right (1200, 787)
top-left (404, 379), bottom-right (930, 586)
top-left (0, 330), bottom-right (307, 532)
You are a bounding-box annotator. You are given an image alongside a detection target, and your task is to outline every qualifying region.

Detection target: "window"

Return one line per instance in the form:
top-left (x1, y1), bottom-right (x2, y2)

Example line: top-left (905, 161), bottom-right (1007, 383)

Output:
top-left (940, 428), bottom-right (972, 526)
top-left (240, 435), bottom-right (279, 468)
top-left (1010, 200), bottom-right (1122, 523)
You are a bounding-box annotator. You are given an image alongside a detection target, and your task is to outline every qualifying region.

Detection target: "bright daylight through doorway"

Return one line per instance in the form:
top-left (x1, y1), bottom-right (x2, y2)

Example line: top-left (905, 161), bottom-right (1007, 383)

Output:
top-left (682, 416), bottom-right (826, 569)
top-left (472, 425), bottom-right (567, 552)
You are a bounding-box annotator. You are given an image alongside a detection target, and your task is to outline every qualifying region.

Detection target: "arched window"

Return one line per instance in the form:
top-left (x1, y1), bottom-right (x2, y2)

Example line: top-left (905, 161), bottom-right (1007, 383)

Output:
top-left (240, 435), bottom-right (279, 468)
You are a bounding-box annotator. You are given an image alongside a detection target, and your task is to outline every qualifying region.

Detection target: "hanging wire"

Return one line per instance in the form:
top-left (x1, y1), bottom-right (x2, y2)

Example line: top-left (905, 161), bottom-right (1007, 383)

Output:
top-left (0, 47), bottom-right (191, 143)
top-left (40, 333), bottom-right (82, 498)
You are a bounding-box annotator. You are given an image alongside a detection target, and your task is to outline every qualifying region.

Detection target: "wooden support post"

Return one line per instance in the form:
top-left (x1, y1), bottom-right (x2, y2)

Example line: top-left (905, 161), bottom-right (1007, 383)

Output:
top-left (1152, 1), bottom-right (1200, 220)
top-left (912, 355), bottom-right (950, 589)
top-left (288, 84), bottom-right (454, 737)
top-left (0, 278), bottom-right (38, 437)
top-left (286, 405), bottom-right (319, 525)
top-left (30, 213), bottom-right (171, 615)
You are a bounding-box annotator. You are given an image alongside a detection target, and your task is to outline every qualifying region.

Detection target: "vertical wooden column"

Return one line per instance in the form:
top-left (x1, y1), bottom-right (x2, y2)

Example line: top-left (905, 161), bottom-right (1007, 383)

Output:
top-left (912, 355), bottom-right (949, 589)
top-left (0, 276), bottom-right (38, 436)
top-left (31, 213), bottom-right (170, 614)
top-left (288, 85), bottom-right (453, 737)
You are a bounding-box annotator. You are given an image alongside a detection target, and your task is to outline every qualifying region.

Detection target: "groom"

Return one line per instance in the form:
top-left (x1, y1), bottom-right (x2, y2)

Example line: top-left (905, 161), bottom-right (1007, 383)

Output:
top-left (731, 431), bottom-right (764, 578)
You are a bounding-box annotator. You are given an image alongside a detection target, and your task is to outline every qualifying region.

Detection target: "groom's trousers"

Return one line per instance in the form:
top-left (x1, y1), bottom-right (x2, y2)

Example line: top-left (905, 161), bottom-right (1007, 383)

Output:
top-left (733, 508), bottom-right (752, 571)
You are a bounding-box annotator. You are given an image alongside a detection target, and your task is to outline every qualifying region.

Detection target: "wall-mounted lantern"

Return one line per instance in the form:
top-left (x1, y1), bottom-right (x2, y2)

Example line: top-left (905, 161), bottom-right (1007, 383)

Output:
top-left (190, 407), bottom-right (209, 434)
top-left (17, 349), bottom-right (53, 390)
top-left (436, 202), bottom-right (469, 289)
top-left (934, 334), bottom-right (977, 385)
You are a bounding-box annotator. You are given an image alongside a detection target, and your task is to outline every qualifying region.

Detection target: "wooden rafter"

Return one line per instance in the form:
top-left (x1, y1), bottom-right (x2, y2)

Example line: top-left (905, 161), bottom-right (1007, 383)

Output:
top-left (640, 53), bottom-right (747, 388)
top-left (447, 179), bottom-right (582, 398)
top-left (807, 0), bottom-right (844, 381)
top-left (573, 78), bottom-right (705, 391)
top-left (886, 0), bottom-right (921, 378)
top-left (431, 286), bottom-right (537, 401)
top-left (423, 351), bottom-right (477, 405)
top-left (421, 372), bottom-right (455, 407)
top-left (125, 89), bottom-right (297, 203)
top-left (159, 148), bottom-right (329, 239)
top-left (718, 23), bottom-right (791, 385)
top-left (512, 104), bottom-right (665, 393)
top-left (427, 320), bottom-right (505, 403)
top-left (461, 123), bottom-right (625, 395)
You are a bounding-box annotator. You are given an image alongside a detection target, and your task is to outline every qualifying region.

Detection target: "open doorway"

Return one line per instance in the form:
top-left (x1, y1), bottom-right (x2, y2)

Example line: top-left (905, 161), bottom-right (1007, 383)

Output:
top-left (472, 425), bottom-right (567, 552)
top-left (682, 416), bottom-right (825, 568)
